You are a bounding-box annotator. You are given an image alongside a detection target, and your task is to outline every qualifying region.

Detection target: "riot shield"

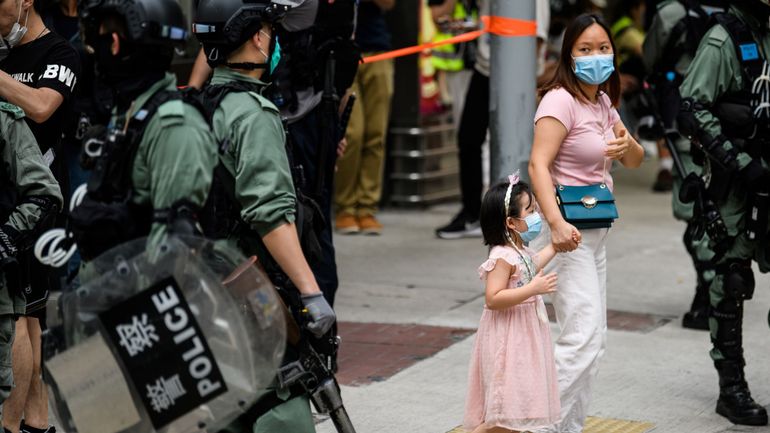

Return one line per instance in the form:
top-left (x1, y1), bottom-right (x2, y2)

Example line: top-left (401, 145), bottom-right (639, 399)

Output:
top-left (43, 236), bottom-right (286, 433)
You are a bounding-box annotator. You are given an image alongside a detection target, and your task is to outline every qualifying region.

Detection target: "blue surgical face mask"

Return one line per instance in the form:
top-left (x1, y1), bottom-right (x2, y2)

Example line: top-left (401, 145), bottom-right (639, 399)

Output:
top-left (516, 212), bottom-right (542, 243)
top-left (572, 54), bottom-right (615, 85)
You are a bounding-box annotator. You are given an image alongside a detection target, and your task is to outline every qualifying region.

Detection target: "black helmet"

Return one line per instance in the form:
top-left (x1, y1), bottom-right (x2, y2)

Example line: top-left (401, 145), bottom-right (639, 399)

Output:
top-left (79, 0), bottom-right (188, 48)
top-left (193, 0), bottom-right (290, 66)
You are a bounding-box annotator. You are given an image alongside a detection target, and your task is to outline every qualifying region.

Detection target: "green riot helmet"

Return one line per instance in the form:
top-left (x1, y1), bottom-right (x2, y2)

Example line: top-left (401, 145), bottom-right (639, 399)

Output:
top-left (79, 0), bottom-right (188, 49)
top-left (193, 0), bottom-right (290, 68)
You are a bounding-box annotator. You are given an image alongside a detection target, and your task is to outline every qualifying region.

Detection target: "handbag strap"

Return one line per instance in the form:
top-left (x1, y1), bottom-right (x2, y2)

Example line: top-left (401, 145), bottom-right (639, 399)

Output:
top-left (600, 95), bottom-right (611, 188)
top-left (600, 157), bottom-right (609, 189)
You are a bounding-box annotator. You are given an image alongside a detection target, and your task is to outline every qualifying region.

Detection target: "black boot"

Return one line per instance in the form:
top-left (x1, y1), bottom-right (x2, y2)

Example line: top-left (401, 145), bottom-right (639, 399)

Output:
top-left (715, 360), bottom-right (768, 426)
top-left (682, 281), bottom-right (710, 330)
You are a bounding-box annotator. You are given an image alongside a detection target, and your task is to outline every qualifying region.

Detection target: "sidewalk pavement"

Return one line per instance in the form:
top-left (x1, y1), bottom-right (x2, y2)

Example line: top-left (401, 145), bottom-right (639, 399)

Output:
top-left (316, 160), bottom-right (770, 433)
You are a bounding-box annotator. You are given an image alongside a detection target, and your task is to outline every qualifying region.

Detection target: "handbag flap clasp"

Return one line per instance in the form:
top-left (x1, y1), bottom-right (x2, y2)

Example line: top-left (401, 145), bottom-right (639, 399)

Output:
top-left (581, 195), bottom-right (598, 209)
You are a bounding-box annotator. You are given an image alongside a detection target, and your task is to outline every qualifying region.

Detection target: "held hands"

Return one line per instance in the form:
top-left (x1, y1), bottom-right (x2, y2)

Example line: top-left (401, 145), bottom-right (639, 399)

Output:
top-left (606, 129), bottom-right (631, 161)
top-left (530, 270), bottom-right (558, 295)
top-left (301, 292), bottom-right (337, 337)
top-left (552, 220), bottom-right (581, 253)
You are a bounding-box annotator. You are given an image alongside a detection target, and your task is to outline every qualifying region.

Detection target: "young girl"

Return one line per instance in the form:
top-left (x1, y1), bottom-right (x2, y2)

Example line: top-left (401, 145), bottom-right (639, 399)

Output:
top-left (464, 174), bottom-right (562, 433)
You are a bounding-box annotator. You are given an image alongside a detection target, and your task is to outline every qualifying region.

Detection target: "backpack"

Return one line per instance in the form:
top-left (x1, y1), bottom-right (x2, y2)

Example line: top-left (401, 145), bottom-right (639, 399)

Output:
top-left (649, 0), bottom-right (726, 81)
top-left (644, 2), bottom-right (769, 130)
top-left (69, 88), bottom-right (207, 260)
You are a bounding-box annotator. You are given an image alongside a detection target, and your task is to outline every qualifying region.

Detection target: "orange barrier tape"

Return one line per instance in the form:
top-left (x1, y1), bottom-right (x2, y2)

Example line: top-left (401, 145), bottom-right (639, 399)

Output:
top-left (482, 15), bottom-right (538, 37)
top-left (362, 15), bottom-right (536, 64)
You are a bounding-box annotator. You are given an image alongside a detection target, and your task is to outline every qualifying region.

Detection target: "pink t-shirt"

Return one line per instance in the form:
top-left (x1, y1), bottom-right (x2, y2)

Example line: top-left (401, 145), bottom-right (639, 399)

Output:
top-left (534, 87), bottom-right (621, 191)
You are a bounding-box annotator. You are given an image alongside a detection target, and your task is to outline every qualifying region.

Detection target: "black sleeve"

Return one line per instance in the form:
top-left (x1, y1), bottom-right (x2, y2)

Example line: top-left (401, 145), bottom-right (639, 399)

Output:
top-left (35, 39), bottom-right (80, 102)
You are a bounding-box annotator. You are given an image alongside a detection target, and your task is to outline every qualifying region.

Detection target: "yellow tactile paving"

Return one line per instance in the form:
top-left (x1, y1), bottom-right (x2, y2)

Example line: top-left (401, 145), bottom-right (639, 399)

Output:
top-left (447, 416), bottom-right (655, 433)
top-left (583, 416), bottom-right (655, 433)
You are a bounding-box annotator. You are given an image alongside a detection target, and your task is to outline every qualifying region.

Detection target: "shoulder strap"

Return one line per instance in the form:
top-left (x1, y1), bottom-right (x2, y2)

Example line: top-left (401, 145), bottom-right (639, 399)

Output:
top-left (128, 90), bottom-right (181, 138)
top-left (201, 81), bottom-right (262, 120)
top-left (195, 80), bottom-right (264, 218)
top-left (680, 0), bottom-right (712, 55)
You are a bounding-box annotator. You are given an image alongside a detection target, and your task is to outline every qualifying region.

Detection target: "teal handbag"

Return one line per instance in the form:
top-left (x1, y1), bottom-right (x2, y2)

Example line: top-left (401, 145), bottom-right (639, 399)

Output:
top-left (555, 183), bottom-right (618, 229)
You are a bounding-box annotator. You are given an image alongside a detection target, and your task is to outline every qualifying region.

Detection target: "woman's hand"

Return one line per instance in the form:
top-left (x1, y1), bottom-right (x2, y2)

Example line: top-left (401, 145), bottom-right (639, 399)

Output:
top-left (605, 128), bottom-right (632, 161)
top-left (552, 219), bottom-right (581, 252)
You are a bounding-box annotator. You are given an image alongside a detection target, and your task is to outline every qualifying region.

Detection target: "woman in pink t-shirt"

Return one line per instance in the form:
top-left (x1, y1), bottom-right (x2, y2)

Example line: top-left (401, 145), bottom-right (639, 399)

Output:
top-left (527, 14), bottom-right (644, 433)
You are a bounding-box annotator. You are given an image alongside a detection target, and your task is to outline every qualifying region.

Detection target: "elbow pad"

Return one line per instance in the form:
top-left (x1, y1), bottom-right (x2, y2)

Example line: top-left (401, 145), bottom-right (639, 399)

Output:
top-left (678, 99), bottom-right (739, 171)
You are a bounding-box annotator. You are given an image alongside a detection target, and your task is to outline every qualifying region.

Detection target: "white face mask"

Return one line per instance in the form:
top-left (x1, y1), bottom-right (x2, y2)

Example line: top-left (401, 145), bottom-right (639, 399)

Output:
top-left (4, 1), bottom-right (29, 48)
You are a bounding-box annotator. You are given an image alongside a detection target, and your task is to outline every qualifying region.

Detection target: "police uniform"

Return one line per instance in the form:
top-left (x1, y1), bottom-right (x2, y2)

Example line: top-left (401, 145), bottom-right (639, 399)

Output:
top-left (193, 0), bottom-right (341, 430)
top-left (0, 103), bottom-right (62, 402)
top-left (643, 0), bottom-right (722, 330)
top-left (113, 73), bottom-right (217, 248)
top-left (679, 1), bottom-right (770, 425)
top-left (70, 72), bottom-right (217, 267)
top-left (207, 58), bottom-right (315, 433)
top-left (210, 69), bottom-right (297, 245)
top-left (72, 0), bottom-right (218, 265)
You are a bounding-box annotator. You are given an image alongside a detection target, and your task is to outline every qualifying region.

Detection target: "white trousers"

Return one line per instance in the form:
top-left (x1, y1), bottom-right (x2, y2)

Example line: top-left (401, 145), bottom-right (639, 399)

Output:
top-left (535, 225), bottom-right (610, 433)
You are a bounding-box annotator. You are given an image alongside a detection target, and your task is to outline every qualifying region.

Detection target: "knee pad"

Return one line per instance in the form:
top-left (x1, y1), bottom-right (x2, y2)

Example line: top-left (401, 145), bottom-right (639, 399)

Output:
top-left (711, 298), bottom-right (743, 360)
top-left (723, 262), bottom-right (755, 300)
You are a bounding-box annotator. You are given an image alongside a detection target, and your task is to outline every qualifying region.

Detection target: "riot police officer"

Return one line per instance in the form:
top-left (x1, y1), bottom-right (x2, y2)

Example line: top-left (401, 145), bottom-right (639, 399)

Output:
top-left (0, 102), bottom-right (62, 406)
top-left (678, 0), bottom-right (770, 425)
top-left (192, 1), bottom-right (337, 431)
top-left (643, 0), bottom-right (726, 331)
top-left (72, 0), bottom-right (217, 257)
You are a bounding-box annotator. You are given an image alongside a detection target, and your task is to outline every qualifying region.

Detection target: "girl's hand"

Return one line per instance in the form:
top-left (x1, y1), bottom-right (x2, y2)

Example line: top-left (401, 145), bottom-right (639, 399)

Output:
top-left (552, 219), bottom-right (580, 252)
top-left (606, 128), bottom-right (631, 160)
top-left (572, 229), bottom-right (582, 245)
top-left (531, 270), bottom-right (558, 295)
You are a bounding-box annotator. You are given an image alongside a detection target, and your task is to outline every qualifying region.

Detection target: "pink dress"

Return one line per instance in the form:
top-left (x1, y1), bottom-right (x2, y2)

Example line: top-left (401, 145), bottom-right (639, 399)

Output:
top-left (463, 245), bottom-right (560, 431)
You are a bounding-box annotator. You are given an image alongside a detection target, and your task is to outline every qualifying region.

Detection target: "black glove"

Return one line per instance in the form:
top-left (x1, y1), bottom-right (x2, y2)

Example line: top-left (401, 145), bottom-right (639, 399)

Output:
top-left (740, 159), bottom-right (770, 191)
top-left (0, 225), bottom-right (19, 261)
top-left (0, 226), bottom-right (21, 295)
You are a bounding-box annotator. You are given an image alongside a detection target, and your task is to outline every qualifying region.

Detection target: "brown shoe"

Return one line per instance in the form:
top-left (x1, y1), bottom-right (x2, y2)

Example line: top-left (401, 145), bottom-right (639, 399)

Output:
top-left (357, 214), bottom-right (382, 235)
top-left (335, 213), bottom-right (360, 234)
